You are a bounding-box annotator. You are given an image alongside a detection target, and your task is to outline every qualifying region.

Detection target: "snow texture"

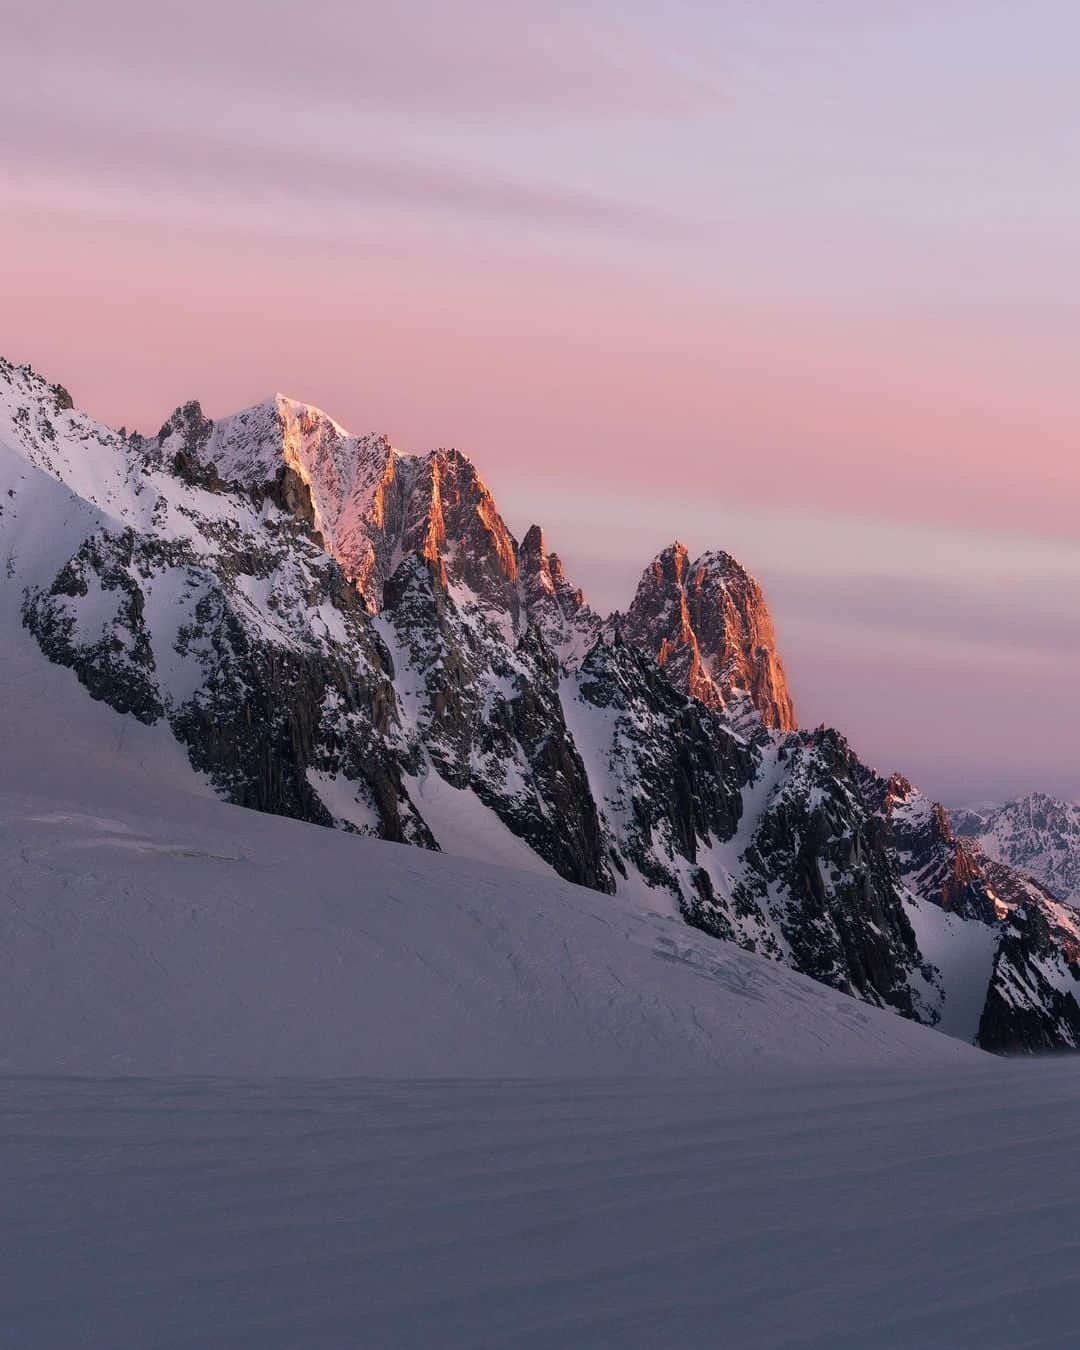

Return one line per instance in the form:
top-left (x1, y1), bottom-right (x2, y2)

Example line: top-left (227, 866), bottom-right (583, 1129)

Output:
top-left (4, 1068), bottom-right (1080, 1349)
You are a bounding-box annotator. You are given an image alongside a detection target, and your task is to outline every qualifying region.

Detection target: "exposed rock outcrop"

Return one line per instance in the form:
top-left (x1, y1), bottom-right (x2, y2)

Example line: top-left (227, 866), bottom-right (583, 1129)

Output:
top-left (620, 542), bottom-right (795, 731)
top-left (884, 775), bottom-right (998, 923)
top-left (978, 880), bottom-right (1080, 1054)
top-left (517, 524), bottom-right (601, 664)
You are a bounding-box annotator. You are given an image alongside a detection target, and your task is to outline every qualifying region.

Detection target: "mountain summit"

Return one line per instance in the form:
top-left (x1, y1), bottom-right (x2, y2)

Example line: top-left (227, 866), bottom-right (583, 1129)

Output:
top-left (160, 395), bottom-right (521, 620)
top-left (621, 541), bottom-right (795, 730)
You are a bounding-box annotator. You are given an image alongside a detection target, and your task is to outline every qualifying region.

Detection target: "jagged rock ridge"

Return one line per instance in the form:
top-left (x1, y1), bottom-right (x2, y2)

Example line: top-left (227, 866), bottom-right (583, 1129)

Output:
top-left (2, 354), bottom-right (1077, 1055)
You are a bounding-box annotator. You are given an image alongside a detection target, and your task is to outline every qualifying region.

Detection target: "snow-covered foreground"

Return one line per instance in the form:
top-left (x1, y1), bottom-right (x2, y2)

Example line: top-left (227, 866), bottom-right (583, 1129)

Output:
top-left (0, 785), bottom-right (975, 1077)
top-left (4, 1067), bottom-right (1080, 1349)
top-left (2, 542), bottom-right (1078, 1345)
top-left (3, 785), bottom-right (1079, 1347)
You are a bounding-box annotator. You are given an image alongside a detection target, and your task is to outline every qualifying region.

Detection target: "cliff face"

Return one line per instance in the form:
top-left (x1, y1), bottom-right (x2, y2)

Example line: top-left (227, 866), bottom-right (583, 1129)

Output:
top-left (171, 397), bottom-right (520, 621)
top-left (976, 867), bottom-right (1080, 1054)
top-left (4, 353), bottom-right (1078, 1055)
top-left (884, 775), bottom-right (999, 924)
top-left (397, 448), bottom-right (520, 624)
top-left (620, 542), bottom-right (795, 731)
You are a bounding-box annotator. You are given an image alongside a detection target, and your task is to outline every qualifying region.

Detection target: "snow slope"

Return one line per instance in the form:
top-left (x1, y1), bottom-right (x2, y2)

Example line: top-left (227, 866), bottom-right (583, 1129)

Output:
top-left (0, 783), bottom-right (977, 1077)
top-left (1, 598), bottom-right (1071, 1343)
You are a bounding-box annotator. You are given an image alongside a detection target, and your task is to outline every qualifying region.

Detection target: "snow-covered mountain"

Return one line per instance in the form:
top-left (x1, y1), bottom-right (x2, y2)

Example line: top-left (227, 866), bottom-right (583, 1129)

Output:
top-left (953, 794), bottom-right (1080, 907)
top-left (3, 354), bottom-right (1078, 1053)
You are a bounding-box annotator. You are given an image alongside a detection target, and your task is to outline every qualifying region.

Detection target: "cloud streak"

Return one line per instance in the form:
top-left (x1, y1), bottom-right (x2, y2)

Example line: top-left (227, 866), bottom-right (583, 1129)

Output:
top-left (6, 0), bottom-right (714, 124)
top-left (773, 572), bottom-right (1080, 664)
top-left (2, 106), bottom-right (677, 240)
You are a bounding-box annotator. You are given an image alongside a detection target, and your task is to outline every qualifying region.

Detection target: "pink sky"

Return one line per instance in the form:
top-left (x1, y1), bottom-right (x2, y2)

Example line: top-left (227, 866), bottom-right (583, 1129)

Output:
top-left (3, 0), bottom-right (1078, 802)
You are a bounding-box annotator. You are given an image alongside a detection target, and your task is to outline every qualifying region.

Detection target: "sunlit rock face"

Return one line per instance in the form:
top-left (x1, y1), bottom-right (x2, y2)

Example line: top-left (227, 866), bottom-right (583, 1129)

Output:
top-left (399, 448), bottom-right (521, 623)
top-left (172, 397), bottom-right (519, 621)
top-left (619, 542), bottom-right (795, 731)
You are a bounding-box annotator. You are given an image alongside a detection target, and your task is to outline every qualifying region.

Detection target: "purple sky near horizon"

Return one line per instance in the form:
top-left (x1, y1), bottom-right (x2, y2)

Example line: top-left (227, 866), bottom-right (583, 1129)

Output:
top-left (2, 0), bottom-right (1078, 803)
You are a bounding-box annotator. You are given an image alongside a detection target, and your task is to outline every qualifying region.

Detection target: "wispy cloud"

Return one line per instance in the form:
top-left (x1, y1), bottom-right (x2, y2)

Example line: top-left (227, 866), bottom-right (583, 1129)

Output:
top-left (1, 106), bottom-right (677, 240)
top-left (775, 571), bottom-right (1080, 666)
top-left (5, 0), bottom-right (716, 124)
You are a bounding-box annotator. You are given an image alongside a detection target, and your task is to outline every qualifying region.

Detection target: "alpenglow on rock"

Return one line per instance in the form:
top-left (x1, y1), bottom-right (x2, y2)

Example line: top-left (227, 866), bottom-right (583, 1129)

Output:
top-left (160, 394), bottom-right (522, 621)
top-left (619, 542), bottom-right (796, 730)
top-left (3, 353), bottom-right (1079, 1056)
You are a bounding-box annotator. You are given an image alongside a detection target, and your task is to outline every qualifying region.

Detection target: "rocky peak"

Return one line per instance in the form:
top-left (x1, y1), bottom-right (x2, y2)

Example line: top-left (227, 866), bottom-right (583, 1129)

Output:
top-left (517, 525), bottom-right (600, 664)
top-left (398, 449), bottom-right (520, 626)
top-left (157, 399), bottom-right (213, 453)
top-left (616, 542), bottom-right (710, 704)
top-left (154, 397), bottom-right (523, 622)
top-left (518, 525), bottom-right (554, 592)
top-left (519, 527), bottom-right (586, 610)
top-left (178, 395), bottom-right (397, 597)
top-left (620, 541), bottom-right (795, 730)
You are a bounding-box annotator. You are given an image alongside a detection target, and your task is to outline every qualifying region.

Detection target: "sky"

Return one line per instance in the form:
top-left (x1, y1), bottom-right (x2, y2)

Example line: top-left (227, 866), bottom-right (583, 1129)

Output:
top-left (2, 0), bottom-right (1078, 803)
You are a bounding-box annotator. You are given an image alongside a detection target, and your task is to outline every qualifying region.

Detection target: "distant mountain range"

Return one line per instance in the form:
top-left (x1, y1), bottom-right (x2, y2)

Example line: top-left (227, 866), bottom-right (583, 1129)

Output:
top-left (952, 794), bottom-right (1080, 905)
top-left (2, 353), bottom-right (1078, 1053)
